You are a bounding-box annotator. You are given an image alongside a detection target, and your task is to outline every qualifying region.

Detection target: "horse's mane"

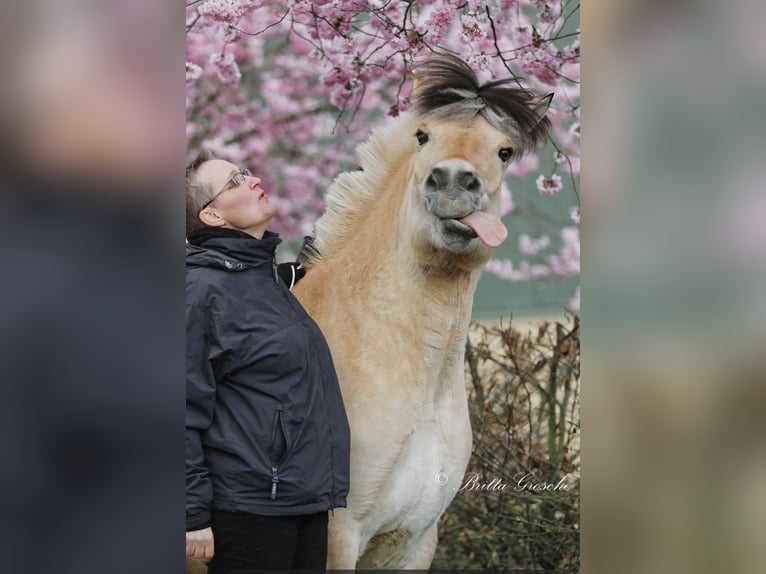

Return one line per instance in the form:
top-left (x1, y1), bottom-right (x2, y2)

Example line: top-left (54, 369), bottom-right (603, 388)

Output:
top-left (300, 54), bottom-right (551, 266)
top-left (299, 114), bottom-right (416, 267)
top-left (413, 53), bottom-right (551, 154)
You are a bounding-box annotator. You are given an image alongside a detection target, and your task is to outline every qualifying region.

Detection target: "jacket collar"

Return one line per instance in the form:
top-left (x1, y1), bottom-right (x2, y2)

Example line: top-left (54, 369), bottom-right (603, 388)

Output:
top-left (186, 228), bottom-right (282, 271)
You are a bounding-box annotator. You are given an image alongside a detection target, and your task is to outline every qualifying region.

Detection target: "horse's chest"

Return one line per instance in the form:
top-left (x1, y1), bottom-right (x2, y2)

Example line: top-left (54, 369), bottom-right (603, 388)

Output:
top-left (371, 411), bottom-right (471, 536)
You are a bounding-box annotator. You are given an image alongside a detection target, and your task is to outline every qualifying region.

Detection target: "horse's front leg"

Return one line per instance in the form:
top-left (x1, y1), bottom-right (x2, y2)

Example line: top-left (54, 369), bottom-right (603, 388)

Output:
top-left (327, 508), bottom-right (361, 569)
top-left (400, 523), bottom-right (439, 569)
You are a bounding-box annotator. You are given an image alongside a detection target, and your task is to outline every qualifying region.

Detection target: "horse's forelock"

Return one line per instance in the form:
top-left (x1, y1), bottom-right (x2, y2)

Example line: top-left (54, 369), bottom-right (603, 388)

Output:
top-left (478, 83), bottom-right (552, 153)
top-left (413, 55), bottom-right (551, 154)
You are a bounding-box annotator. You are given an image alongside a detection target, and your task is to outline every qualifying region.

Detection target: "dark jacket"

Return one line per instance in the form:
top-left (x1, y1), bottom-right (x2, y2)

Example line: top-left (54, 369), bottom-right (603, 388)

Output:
top-left (185, 229), bottom-right (350, 531)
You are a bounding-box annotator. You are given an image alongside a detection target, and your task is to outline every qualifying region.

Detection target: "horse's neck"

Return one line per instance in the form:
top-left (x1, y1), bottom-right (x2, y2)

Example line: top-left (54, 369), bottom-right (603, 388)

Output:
top-left (318, 216), bottom-right (481, 389)
top-left (374, 248), bottom-right (480, 327)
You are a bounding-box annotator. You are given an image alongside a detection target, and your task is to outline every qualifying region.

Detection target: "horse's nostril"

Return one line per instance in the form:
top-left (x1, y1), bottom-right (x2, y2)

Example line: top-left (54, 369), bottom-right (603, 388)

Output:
top-left (425, 167), bottom-right (447, 191)
top-left (456, 170), bottom-right (481, 193)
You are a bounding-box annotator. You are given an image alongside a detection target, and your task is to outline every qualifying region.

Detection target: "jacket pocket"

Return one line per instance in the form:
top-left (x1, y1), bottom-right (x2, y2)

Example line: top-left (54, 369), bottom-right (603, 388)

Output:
top-left (267, 410), bottom-right (290, 499)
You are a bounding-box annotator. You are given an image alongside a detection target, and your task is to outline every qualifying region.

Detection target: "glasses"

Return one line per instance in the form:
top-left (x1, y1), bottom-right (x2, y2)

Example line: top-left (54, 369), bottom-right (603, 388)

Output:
top-left (200, 168), bottom-right (253, 211)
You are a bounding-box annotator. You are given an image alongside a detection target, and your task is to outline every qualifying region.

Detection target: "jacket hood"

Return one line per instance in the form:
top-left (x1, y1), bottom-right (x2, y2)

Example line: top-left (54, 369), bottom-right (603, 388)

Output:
top-left (186, 230), bottom-right (282, 272)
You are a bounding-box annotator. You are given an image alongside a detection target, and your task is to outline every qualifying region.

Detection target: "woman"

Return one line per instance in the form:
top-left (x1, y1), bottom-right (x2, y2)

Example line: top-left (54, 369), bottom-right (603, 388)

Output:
top-left (185, 152), bottom-right (350, 573)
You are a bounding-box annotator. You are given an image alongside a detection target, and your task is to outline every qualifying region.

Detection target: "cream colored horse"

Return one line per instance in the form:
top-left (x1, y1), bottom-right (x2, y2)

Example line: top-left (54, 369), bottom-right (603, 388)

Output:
top-left (293, 54), bottom-right (552, 569)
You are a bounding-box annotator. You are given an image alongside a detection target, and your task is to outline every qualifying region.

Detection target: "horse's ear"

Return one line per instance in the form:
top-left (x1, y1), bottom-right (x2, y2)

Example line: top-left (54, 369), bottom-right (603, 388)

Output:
top-left (528, 93), bottom-right (553, 125)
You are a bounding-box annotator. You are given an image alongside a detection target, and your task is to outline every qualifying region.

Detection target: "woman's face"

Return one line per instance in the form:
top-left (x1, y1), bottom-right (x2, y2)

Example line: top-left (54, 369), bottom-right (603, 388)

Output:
top-left (197, 159), bottom-right (277, 237)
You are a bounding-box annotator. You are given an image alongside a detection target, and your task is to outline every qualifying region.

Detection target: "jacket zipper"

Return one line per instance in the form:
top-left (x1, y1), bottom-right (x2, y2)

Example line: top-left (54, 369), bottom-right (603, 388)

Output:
top-left (268, 410), bottom-right (290, 500)
top-left (272, 256), bottom-right (278, 283)
top-left (270, 466), bottom-right (279, 500)
top-left (318, 371), bottom-right (337, 513)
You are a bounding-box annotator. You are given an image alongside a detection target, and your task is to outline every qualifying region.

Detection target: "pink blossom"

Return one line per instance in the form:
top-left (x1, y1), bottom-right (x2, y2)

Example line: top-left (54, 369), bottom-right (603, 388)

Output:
top-left (569, 121), bottom-right (580, 138)
top-left (535, 0), bottom-right (561, 25)
top-left (563, 38), bottom-right (580, 62)
top-left (547, 227), bottom-right (580, 276)
top-left (484, 259), bottom-right (528, 281)
top-left (505, 11), bottom-right (537, 45)
top-left (460, 13), bottom-right (486, 43)
top-left (425, 5), bottom-right (455, 44)
top-left (536, 173), bottom-right (563, 195)
top-left (322, 68), bottom-right (350, 88)
top-left (468, 52), bottom-right (492, 71)
top-left (570, 206), bottom-right (580, 225)
top-left (186, 62), bottom-right (202, 84)
top-left (553, 151), bottom-right (580, 176)
top-left (329, 84), bottom-right (353, 109)
top-left (561, 61), bottom-right (580, 82)
top-left (461, 14), bottom-right (478, 29)
top-left (561, 226), bottom-right (578, 246)
top-left (390, 34), bottom-right (409, 51)
top-left (198, 0), bottom-right (244, 25)
top-left (569, 155), bottom-right (581, 176)
top-left (519, 233), bottom-right (551, 256)
top-left (211, 52), bottom-right (241, 85)
top-left (507, 153), bottom-right (539, 178)
top-left (500, 183), bottom-right (515, 216)
top-left (519, 45), bottom-right (561, 86)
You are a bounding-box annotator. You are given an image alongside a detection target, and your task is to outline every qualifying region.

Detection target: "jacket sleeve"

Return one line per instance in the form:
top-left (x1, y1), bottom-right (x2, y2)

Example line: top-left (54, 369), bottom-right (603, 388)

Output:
top-left (186, 298), bottom-right (217, 531)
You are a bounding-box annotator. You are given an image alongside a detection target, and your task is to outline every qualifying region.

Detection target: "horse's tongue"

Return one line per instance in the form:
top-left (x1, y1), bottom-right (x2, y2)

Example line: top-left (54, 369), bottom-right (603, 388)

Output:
top-left (459, 211), bottom-right (508, 248)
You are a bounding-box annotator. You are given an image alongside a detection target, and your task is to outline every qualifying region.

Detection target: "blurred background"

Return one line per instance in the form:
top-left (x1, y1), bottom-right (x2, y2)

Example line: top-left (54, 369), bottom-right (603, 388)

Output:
top-left (0, 1), bottom-right (185, 573)
top-left (584, 0), bottom-right (766, 573)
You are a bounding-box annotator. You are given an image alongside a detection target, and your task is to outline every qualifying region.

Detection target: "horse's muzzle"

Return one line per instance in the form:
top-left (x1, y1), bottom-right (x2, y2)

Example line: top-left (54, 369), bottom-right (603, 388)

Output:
top-left (440, 218), bottom-right (478, 239)
top-left (423, 159), bottom-right (485, 220)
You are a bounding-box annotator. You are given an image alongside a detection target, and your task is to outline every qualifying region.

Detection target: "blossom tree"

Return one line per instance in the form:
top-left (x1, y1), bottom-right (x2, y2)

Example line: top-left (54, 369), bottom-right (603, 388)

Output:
top-left (186, 0), bottom-right (580, 309)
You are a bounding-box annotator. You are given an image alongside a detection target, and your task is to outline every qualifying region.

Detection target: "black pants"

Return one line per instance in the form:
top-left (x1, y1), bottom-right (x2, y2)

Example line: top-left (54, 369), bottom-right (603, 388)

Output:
top-left (207, 509), bottom-right (329, 573)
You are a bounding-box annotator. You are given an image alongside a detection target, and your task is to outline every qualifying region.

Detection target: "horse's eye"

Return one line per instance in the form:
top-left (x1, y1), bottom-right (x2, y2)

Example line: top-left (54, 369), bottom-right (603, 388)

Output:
top-left (498, 147), bottom-right (514, 162)
top-left (415, 129), bottom-right (429, 146)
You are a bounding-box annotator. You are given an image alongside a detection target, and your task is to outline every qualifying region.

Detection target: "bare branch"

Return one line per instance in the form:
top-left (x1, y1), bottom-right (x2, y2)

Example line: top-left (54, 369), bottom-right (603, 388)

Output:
top-left (230, 9), bottom-right (290, 37)
top-left (485, 6), bottom-right (524, 87)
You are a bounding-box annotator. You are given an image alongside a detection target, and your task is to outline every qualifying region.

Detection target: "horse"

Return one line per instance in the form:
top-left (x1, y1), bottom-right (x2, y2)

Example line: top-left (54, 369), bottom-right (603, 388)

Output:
top-left (292, 53), bottom-right (552, 569)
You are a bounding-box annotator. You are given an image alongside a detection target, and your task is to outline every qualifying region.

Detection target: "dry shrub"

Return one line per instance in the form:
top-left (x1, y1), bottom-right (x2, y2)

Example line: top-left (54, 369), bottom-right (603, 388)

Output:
top-left (433, 314), bottom-right (580, 572)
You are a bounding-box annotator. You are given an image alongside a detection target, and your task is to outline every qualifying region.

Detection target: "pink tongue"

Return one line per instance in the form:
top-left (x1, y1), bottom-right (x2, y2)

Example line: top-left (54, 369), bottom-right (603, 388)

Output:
top-left (458, 211), bottom-right (508, 248)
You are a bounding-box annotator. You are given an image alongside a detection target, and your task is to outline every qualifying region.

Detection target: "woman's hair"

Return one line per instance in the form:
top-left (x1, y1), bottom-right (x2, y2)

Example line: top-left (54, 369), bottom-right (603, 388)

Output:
top-left (185, 150), bottom-right (214, 238)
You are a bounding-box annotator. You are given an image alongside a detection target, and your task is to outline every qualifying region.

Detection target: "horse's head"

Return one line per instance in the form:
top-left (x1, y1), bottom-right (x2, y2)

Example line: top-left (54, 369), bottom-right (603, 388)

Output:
top-left (298, 55), bottom-right (553, 279)
top-left (405, 54), bottom-right (552, 269)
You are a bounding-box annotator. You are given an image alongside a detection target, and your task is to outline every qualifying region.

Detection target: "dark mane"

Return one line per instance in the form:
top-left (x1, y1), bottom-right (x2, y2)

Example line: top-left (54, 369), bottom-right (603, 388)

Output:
top-left (412, 54), bottom-right (552, 154)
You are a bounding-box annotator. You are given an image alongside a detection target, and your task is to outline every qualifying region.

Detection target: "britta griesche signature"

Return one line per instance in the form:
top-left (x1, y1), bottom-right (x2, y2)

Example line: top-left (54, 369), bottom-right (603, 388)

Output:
top-left (459, 472), bottom-right (571, 492)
